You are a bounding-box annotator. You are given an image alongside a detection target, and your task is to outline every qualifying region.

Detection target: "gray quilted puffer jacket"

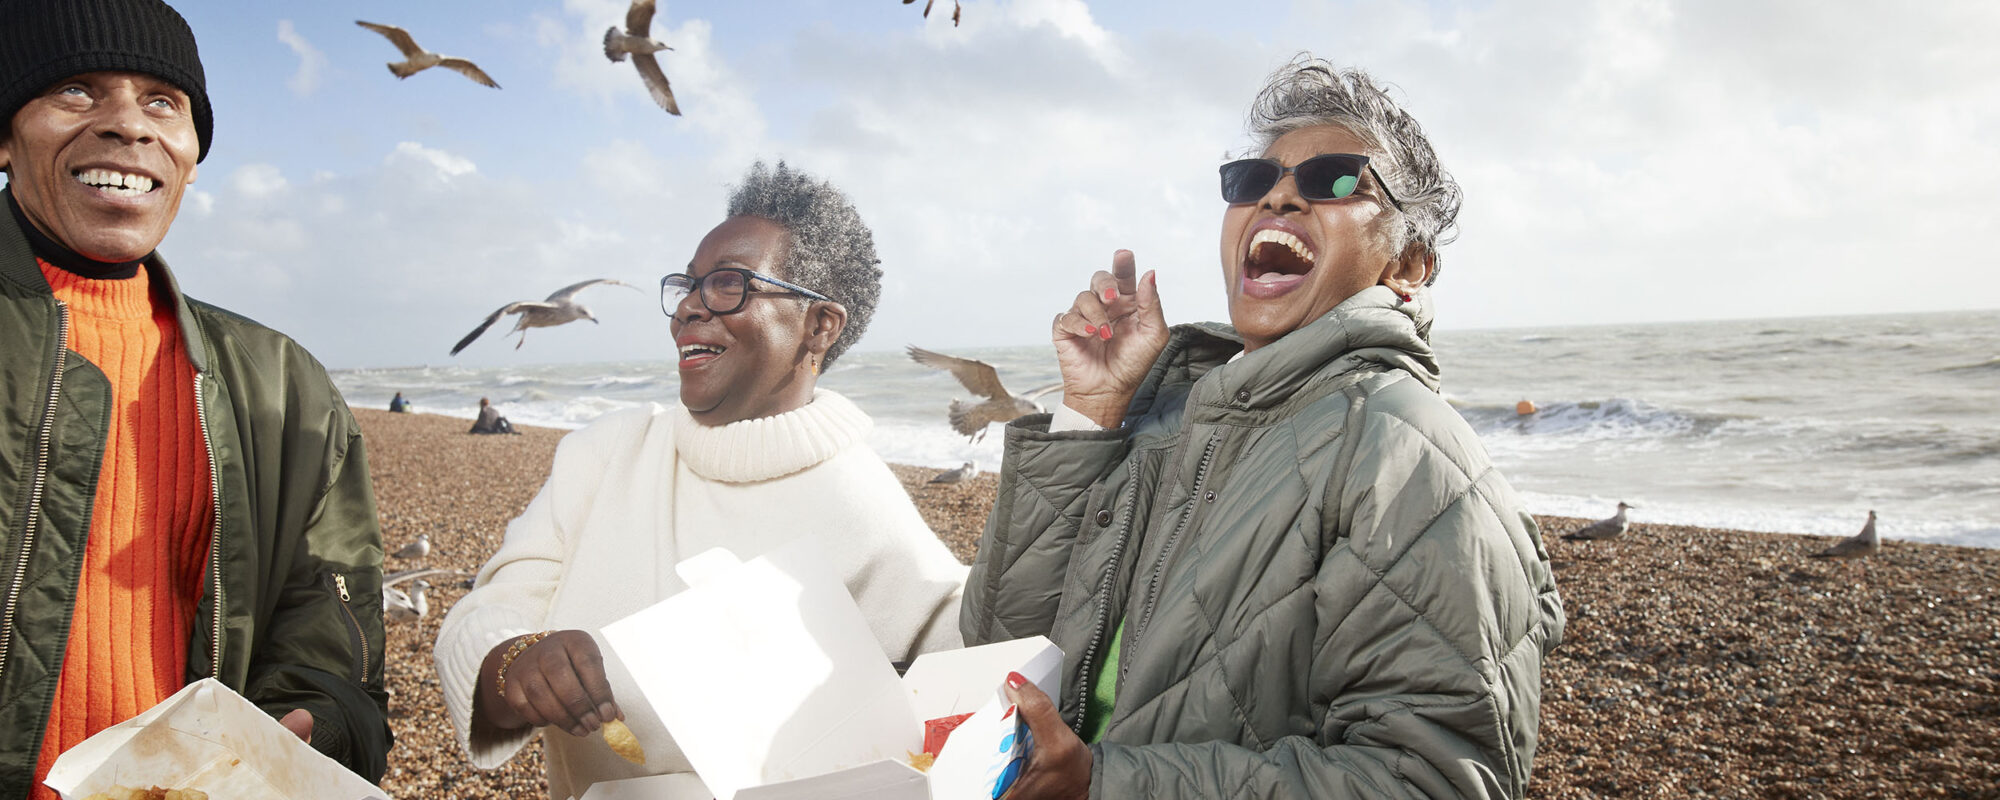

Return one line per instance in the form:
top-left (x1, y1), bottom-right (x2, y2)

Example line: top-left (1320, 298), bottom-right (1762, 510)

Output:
top-left (963, 286), bottom-right (1564, 799)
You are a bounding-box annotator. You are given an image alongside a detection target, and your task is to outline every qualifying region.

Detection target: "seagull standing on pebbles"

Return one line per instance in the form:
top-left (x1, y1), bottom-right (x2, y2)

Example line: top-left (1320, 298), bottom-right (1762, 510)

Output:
top-left (384, 580), bottom-right (430, 625)
top-left (928, 461), bottom-right (975, 485)
top-left (355, 21), bottom-right (501, 88)
top-left (604, 0), bottom-right (680, 115)
top-left (907, 346), bottom-right (1061, 442)
top-left (1812, 510), bottom-right (1880, 560)
top-left (391, 533), bottom-right (430, 561)
top-left (1562, 502), bottom-right (1635, 542)
top-left (451, 279), bottom-right (640, 355)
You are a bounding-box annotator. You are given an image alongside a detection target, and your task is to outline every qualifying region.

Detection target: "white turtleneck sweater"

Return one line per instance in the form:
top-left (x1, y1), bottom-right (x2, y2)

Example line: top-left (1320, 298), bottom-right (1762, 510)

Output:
top-left (434, 390), bottom-right (968, 800)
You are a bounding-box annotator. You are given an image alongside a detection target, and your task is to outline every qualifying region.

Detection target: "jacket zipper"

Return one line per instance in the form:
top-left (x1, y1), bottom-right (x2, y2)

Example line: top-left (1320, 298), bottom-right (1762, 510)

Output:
top-left (195, 371), bottom-right (224, 678)
top-left (1127, 433), bottom-right (1221, 654)
top-left (0, 301), bottom-right (72, 684)
top-left (1070, 459), bottom-right (1142, 735)
top-left (326, 573), bottom-right (369, 681)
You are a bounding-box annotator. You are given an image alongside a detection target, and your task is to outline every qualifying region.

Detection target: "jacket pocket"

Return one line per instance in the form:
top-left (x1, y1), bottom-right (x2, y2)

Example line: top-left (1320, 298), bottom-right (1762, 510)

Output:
top-left (321, 571), bottom-right (369, 683)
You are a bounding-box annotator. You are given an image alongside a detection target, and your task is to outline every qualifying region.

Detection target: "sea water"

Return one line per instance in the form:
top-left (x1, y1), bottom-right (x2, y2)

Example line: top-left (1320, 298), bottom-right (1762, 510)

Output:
top-left (331, 309), bottom-right (2000, 548)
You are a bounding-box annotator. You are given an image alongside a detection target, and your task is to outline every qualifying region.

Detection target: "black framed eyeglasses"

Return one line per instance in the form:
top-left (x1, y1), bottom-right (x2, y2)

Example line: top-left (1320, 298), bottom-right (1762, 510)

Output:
top-left (660, 267), bottom-right (831, 317)
top-left (1219, 153), bottom-right (1402, 210)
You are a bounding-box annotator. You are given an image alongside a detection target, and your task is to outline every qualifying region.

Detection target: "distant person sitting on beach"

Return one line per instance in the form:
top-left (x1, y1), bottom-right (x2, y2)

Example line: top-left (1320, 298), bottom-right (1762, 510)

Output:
top-left (468, 397), bottom-right (516, 434)
top-left (390, 391), bottom-right (410, 413)
top-left (962, 56), bottom-right (1565, 799)
top-left (435, 161), bottom-right (967, 800)
top-left (0, 0), bottom-right (391, 792)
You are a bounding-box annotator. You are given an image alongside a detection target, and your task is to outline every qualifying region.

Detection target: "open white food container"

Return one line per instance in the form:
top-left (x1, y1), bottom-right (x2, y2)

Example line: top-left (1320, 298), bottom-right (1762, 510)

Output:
top-left (597, 544), bottom-right (1062, 800)
top-left (44, 677), bottom-right (390, 799)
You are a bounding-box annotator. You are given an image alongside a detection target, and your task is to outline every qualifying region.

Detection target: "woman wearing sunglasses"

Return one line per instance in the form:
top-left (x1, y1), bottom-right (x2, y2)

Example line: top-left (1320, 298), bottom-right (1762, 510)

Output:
top-left (964, 57), bottom-right (1564, 799)
top-left (435, 162), bottom-right (967, 800)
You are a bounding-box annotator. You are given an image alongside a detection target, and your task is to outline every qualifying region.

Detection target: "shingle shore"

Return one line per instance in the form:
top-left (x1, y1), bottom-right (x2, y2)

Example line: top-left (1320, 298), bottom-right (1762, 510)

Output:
top-left (354, 409), bottom-right (2000, 799)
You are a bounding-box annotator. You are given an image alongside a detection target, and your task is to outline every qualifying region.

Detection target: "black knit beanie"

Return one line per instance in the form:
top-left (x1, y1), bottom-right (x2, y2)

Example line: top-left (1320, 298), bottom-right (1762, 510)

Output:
top-left (0, 0), bottom-right (213, 162)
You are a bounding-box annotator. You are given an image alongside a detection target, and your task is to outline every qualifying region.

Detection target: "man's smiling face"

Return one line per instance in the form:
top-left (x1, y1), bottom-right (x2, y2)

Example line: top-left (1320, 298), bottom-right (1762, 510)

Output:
top-left (0, 70), bottom-right (200, 262)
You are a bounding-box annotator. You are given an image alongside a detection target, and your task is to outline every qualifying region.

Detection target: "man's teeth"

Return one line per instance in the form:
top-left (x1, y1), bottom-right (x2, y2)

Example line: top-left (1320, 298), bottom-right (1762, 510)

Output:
top-left (74, 169), bottom-right (155, 196)
top-left (1248, 228), bottom-right (1314, 264)
top-left (678, 344), bottom-right (725, 358)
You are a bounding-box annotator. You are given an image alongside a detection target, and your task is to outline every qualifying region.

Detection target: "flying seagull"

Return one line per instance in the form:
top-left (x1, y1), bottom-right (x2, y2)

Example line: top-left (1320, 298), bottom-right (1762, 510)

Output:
top-left (391, 533), bottom-right (430, 561)
top-left (1561, 502), bottom-right (1635, 542)
top-left (356, 21), bottom-right (501, 88)
top-left (1811, 510), bottom-right (1880, 560)
top-left (902, 0), bottom-right (964, 26)
top-left (604, 0), bottom-right (680, 115)
top-left (907, 345), bottom-right (1061, 442)
top-left (928, 461), bottom-right (976, 485)
top-left (451, 279), bottom-right (639, 355)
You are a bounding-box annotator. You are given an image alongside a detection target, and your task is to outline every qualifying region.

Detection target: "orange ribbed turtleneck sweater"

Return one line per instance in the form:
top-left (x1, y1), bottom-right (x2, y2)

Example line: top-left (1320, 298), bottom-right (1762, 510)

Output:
top-left (32, 261), bottom-right (213, 799)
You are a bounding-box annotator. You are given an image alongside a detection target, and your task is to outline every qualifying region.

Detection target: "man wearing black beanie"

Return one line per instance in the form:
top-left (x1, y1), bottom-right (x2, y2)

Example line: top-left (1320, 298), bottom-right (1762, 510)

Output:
top-left (0, 1), bottom-right (392, 795)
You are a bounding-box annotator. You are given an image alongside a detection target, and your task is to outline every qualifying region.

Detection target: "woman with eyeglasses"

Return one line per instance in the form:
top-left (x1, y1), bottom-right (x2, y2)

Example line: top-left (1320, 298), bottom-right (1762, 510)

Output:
top-left (435, 161), bottom-right (967, 800)
top-left (964, 57), bottom-right (1564, 799)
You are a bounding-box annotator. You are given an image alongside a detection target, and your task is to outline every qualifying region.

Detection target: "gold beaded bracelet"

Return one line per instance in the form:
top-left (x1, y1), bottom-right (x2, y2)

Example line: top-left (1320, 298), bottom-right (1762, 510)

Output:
top-left (495, 630), bottom-right (554, 698)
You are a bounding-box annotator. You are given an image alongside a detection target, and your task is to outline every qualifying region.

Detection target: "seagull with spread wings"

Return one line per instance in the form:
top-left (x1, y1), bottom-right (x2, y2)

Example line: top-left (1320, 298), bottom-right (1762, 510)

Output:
top-left (604, 0), bottom-right (680, 115)
top-left (451, 279), bottom-right (639, 356)
top-left (356, 20), bottom-right (501, 89)
top-left (908, 346), bottom-right (1061, 442)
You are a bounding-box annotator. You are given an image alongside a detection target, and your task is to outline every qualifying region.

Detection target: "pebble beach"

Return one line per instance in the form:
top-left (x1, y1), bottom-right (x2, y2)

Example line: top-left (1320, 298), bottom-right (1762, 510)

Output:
top-left (356, 409), bottom-right (2000, 799)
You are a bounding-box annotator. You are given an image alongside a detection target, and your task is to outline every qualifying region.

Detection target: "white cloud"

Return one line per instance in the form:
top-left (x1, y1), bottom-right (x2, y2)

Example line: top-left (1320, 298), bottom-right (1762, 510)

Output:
top-left (388, 142), bottom-right (478, 181)
top-left (275, 20), bottom-right (327, 97)
top-left (229, 164), bottom-right (288, 199)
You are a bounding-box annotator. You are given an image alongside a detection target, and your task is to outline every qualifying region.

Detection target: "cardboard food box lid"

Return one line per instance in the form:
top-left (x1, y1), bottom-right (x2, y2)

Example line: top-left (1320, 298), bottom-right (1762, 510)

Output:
top-left (602, 544), bottom-right (1059, 800)
top-left (45, 678), bottom-right (389, 800)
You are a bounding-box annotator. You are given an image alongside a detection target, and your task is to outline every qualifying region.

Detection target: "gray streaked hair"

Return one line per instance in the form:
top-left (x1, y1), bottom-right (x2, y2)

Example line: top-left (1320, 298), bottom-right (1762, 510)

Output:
top-left (725, 160), bottom-right (882, 367)
top-left (1246, 55), bottom-right (1462, 284)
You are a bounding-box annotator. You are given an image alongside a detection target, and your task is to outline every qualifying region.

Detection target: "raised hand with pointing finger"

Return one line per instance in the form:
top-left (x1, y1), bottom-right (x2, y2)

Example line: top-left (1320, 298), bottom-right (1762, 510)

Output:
top-left (1050, 250), bottom-right (1169, 429)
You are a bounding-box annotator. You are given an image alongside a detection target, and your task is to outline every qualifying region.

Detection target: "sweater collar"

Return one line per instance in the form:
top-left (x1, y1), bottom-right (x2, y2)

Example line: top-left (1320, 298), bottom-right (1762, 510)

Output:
top-left (671, 389), bottom-right (873, 483)
top-left (4, 187), bottom-right (146, 279)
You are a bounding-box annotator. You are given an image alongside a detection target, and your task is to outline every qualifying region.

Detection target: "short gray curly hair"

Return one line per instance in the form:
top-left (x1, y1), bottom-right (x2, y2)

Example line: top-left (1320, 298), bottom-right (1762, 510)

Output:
top-left (1245, 55), bottom-right (1462, 284)
top-left (726, 161), bottom-right (882, 367)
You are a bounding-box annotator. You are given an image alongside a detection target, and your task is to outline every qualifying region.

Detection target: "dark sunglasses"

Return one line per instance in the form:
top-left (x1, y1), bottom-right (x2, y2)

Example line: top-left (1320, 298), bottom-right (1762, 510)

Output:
top-left (1219, 153), bottom-right (1403, 210)
top-left (660, 267), bottom-right (830, 317)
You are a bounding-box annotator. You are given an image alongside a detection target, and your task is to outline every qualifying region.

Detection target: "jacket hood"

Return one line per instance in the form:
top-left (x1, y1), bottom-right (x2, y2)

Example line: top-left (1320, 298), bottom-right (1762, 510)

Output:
top-left (1181, 284), bottom-right (1441, 414)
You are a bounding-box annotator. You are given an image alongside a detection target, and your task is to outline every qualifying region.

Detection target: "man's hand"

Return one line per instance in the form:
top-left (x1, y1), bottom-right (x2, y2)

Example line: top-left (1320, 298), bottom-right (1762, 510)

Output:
top-left (278, 708), bottom-right (313, 744)
top-left (1051, 250), bottom-right (1169, 429)
top-left (1001, 671), bottom-right (1091, 799)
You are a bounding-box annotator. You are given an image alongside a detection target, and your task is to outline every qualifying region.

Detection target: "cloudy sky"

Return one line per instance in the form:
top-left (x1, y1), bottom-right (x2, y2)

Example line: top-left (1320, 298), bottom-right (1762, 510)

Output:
top-left (26, 0), bottom-right (1996, 368)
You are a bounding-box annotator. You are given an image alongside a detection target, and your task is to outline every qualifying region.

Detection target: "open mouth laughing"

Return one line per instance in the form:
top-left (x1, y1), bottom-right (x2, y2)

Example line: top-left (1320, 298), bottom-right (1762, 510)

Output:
top-left (677, 341), bottom-right (725, 368)
top-left (1241, 224), bottom-right (1317, 298)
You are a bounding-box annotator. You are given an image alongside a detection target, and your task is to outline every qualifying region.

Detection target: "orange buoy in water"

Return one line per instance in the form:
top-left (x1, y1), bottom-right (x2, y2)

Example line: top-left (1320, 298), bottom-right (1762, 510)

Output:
top-left (1515, 399), bottom-right (1538, 416)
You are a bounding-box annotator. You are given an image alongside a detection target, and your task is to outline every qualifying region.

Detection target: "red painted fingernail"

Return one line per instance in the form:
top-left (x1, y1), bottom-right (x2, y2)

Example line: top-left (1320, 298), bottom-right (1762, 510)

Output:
top-left (1084, 324), bottom-right (1097, 335)
top-left (1103, 288), bottom-right (1116, 303)
top-left (1099, 325), bottom-right (1113, 340)
top-left (1146, 271), bottom-right (1157, 286)
top-left (1006, 671), bottom-right (1027, 689)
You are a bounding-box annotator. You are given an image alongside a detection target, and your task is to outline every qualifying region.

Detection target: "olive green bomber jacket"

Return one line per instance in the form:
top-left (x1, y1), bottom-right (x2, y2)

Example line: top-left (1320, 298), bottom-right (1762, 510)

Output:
top-left (963, 287), bottom-right (1565, 798)
top-left (0, 208), bottom-right (391, 797)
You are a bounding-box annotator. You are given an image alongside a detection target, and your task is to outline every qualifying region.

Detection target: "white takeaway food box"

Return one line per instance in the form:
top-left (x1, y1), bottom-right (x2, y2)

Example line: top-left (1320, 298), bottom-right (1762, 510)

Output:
top-left (44, 677), bottom-right (390, 800)
top-left (594, 544), bottom-right (1062, 800)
